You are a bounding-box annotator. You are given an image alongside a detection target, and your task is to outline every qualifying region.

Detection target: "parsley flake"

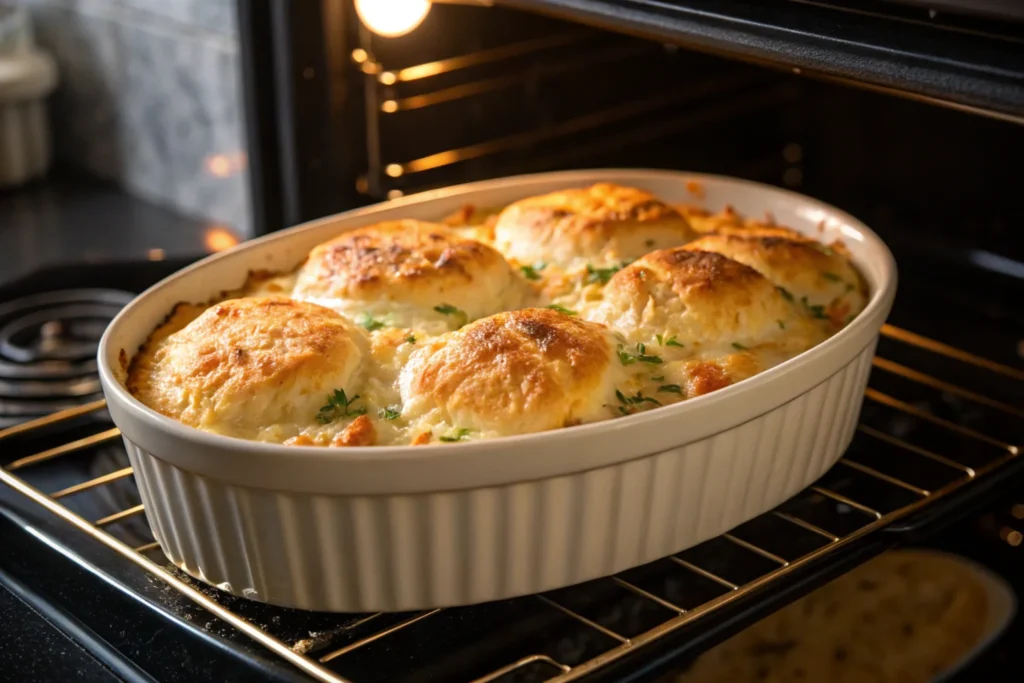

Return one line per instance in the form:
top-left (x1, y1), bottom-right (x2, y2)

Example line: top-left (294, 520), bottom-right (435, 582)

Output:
top-left (656, 333), bottom-right (684, 348)
top-left (658, 384), bottom-right (683, 395)
top-left (439, 427), bottom-right (471, 442)
top-left (801, 296), bottom-right (828, 320)
top-left (615, 389), bottom-right (663, 414)
top-left (617, 342), bottom-right (663, 365)
top-left (434, 303), bottom-right (468, 328)
top-left (822, 272), bottom-right (842, 283)
top-left (777, 320), bottom-right (786, 330)
top-left (405, 335), bottom-right (416, 344)
top-left (316, 389), bottom-right (367, 424)
top-left (378, 406), bottom-right (401, 421)
top-left (520, 262), bottom-right (546, 281)
top-left (732, 342), bottom-right (748, 351)
top-left (546, 304), bottom-right (577, 316)
top-left (585, 262), bottom-right (626, 285)
top-left (357, 312), bottom-right (385, 331)
top-left (777, 286), bottom-right (794, 302)
top-left (651, 375), bottom-right (665, 382)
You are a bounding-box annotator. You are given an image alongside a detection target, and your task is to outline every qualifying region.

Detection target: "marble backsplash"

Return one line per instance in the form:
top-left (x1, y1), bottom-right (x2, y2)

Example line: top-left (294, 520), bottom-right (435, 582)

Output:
top-left (18, 0), bottom-right (252, 235)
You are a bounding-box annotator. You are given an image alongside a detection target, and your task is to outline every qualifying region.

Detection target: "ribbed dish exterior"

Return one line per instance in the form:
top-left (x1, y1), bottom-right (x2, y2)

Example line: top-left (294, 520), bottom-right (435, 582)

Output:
top-left (125, 341), bottom-right (876, 613)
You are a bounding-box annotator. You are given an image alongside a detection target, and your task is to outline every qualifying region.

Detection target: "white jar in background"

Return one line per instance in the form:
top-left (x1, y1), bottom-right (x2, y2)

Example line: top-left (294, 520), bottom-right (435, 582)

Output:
top-left (0, 5), bottom-right (57, 188)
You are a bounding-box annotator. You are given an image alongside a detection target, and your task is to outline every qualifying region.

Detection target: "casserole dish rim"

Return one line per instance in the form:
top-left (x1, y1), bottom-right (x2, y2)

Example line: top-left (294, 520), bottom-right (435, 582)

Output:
top-left (97, 168), bottom-right (897, 495)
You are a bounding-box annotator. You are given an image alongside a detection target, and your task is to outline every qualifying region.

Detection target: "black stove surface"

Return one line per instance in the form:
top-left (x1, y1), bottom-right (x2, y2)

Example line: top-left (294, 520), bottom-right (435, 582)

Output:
top-left (0, 255), bottom-right (1020, 683)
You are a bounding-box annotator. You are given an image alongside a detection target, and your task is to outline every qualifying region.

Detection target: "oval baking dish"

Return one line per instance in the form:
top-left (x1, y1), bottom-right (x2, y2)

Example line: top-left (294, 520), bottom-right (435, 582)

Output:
top-left (98, 169), bottom-right (897, 612)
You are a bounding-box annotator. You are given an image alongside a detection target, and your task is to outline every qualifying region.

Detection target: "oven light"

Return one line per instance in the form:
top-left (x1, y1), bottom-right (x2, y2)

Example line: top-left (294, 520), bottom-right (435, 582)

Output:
top-left (354, 0), bottom-right (432, 38)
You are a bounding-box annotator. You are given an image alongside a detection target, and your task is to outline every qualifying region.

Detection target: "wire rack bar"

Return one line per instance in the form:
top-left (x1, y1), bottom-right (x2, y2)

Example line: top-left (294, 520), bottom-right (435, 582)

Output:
top-left (880, 324), bottom-right (1024, 380)
top-left (6, 428), bottom-right (121, 471)
top-left (49, 467), bottom-right (134, 500)
top-left (387, 31), bottom-right (590, 83)
top-left (536, 595), bottom-right (630, 644)
top-left (0, 398), bottom-right (108, 441)
top-left (133, 540), bottom-right (161, 553)
top-left (770, 510), bottom-right (839, 542)
top-left (856, 425), bottom-right (976, 476)
top-left (612, 577), bottom-right (687, 614)
top-left (808, 485), bottom-right (883, 519)
top-left (864, 388), bottom-right (1017, 452)
top-left (872, 356), bottom-right (1024, 417)
top-left (837, 458), bottom-right (931, 496)
top-left (470, 654), bottom-right (571, 683)
top-left (94, 504), bottom-right (146, 528)
top-left (669, 558), bottom-right (739, 590)
top-left (722, 534), bottom-right (789, 565)
top-left (318, 610), bottom-right (442, 663)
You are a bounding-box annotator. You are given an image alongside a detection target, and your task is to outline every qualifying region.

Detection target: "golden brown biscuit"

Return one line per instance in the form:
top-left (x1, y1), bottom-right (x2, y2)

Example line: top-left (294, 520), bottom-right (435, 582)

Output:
top-left (684, 233), bottom-right (867, 330)
top-left (587, 249), bottom-right (824, 357)
top-left (128, 297), bottom-right (368, 438)
top-left (399, 308), bottom-right (625, 439)
top-left (292, 219), bottom-right (523, 331)
top-left (494, 183), bottom-right (697, 267)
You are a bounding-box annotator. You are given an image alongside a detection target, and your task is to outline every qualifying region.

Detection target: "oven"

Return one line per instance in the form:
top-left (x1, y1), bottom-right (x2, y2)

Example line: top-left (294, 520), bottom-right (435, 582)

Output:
top-left (0, 0), bottom-right (1022, 681)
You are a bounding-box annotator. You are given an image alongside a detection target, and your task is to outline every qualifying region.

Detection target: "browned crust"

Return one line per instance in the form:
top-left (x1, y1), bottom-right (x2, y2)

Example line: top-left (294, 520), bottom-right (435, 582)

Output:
top-left (295, 220), bottom-right (507, 298)
top-left (409, 308), bottom-right (611, 428)
top-left (507, 183), bottom-right (688, 243)
top-left (617, 249), bottom-right (765, 298)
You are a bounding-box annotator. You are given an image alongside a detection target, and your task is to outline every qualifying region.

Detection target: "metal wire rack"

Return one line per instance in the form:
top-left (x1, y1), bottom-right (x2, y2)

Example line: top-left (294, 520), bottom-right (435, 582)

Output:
top-left (0, 323), bottom-right (1020, 683)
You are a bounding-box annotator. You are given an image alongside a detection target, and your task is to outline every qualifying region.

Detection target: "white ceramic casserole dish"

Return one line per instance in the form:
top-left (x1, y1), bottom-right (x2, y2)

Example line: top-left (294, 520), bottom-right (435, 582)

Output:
top-left (98, 169), bottom-right (897, 612)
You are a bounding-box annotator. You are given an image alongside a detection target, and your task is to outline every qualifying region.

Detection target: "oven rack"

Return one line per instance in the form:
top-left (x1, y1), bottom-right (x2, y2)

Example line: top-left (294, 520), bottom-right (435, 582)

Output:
top-left (0, 324), bottom-right (1020, 683)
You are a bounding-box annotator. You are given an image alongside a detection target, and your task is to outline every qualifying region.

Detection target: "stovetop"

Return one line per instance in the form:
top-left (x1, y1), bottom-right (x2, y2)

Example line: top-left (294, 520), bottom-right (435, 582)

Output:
top-left (0, 252), bottom-right (1020, 683)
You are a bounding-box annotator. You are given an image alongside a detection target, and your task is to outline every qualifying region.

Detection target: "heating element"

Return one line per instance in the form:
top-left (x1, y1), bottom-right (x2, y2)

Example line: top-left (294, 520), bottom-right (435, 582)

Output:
top-left (0, 322), bottom-right (1020, 683)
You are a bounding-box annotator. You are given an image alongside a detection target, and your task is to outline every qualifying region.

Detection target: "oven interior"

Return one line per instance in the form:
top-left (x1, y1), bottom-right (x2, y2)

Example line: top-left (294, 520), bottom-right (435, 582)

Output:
top-left (1, 1), bottom-right (1022, 682)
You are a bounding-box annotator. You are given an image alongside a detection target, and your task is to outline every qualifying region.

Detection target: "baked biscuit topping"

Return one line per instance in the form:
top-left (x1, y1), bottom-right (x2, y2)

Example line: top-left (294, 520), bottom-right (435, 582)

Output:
top-left (494, 183), bottom-right (697, 267)
top-left (126, 183), bottom-right (867, 447)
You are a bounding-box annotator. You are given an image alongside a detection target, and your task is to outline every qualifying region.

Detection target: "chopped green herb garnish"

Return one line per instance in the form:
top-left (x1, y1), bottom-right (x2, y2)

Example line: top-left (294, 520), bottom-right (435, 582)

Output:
top-left (520, 262), bottom-right (547, 281)
top-left (821, 272), bottom-right (842, 283)
top-left (651, 375), bottom-right (665, 382)
top-left (439, 427), bottom-right (472, 442)
top-left (777, 286), bottom-right (794, 302)
top-left (357, 312), bottom-right (385, 331)
top-left (658, 384), bottom-right (683, 395)
top-left (655, 334), bottom-right (684, 348)
top-left (616, 389), bottom-right (662, 414)
top-left (617, 343), bottom-right (663, 366)
top-left (777, 319), bottom-right (786, 330)
top-left (434, 303), bottom-right (468, 328)
top-left (845, 283), bottom-right (855, 293)
top-left (585, 262), bottom-right (626, 285)
top-left (732, 342), bottom-right (748, 351)
top-left (645, 239), bottom-right (656, 247)
top-left (405, 335), bottom-right (417, 344)
top-left (546, 304), bottom-right (577, 316)
top-left (316, 389), bottom-right (367, 424)
top-left (801, 296), bottom-right (828, 319)
top-left (811, 242), bottom-right (836, 256)
top-left (378, 406), bottom-right (401, 421)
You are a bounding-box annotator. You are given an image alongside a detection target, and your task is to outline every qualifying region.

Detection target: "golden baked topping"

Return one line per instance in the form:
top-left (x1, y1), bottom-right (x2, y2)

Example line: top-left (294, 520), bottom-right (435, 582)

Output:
top-left (293, 219), bottom-right (524, 331)
top-left (494, 183), bottom-right (697, 267)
